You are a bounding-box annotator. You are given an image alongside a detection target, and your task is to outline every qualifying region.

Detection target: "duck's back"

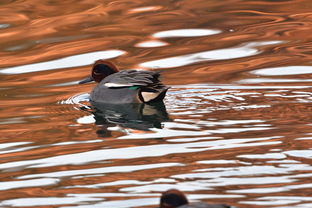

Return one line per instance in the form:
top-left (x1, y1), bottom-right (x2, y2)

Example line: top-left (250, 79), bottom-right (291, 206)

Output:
top-left (90, 70), bottom-right (168, 103)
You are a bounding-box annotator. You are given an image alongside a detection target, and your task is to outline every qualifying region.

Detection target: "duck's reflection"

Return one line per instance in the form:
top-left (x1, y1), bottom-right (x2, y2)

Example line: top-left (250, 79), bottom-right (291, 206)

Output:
top-left (89, 101), bottom-right (169, 137)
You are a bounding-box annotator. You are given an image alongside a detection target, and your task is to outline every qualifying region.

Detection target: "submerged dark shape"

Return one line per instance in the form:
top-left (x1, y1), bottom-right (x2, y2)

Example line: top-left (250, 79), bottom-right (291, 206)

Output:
top-left (160, 189), bottom-right (235, 208)
top-left (90, 101), bottom-right (169, 132)
top-left (79, 60), bottom-right (169, 103)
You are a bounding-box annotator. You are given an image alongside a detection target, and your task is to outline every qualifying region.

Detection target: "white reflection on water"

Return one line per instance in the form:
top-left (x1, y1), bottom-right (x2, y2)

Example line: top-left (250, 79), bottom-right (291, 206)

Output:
top-left (238, 78), bottom-right (312, 84)
top-left (76, 115), bottom-right (95, 124)
top-left (0, 178), bottom-right (59, 191)
top-left (135, 40), bottom-right (168, 48)
top-left (252, 66), bottom-right (312, 76)
top-left (173, 165), bottom-right (303, 179)
top-left (241, 196), bottom-right (312, 206)
top-left (0, 50), bottom-right (125, 74)
top-left (284, 149), bottom-right (312, 159)
top-left (0, 137), bottom-right (279, 170)
top-left (197, 160), bottom-right (238, 164)
top-left (140, 47), bottom-right (257, 68)
top-left (140, 41), bottom-right (279, 69)
top-left (229, 182), bottom-right (312, 194)
top-left (172, 84), bottom-right (311, 89)
top-left (51, 139), bottom-right (103, 146)
top-left (128, 5), bottom-right (162, 13)
top-left (237, 153), bottom-right (286, 159)
top-left (63, 197), bottom-right (158, 208)
top-left (18, 163), bottom-right (182, 179)
top-left (153, 28), bottom-right (221, 38)
top-left (171, 165), bottom-right (312, 191)
top-left (0, 141), bottom-right (36, 154)
top-left (0, 141), bottom-right (31, 149)
top-left (196, 119), bottom-right (265, 127)
top-left (0, 196), bottom-right (103, 207)
top-left (67, 193), bottom-right (243, 208)
top-left (66, 180), bottom-right (153, 189)
top-left (0, 24), bottom-right (10, 29)
top-left (118, 126), bottom-right (273, 139)
top-left (120, 182), bottom-right (227, 193)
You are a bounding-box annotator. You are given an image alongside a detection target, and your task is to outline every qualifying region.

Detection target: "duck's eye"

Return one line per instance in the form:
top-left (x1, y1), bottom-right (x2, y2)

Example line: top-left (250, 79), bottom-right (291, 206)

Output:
top-left (93, 69), bottom-right (101, 75)
top-left (93, 64), bottom-right (115, 76)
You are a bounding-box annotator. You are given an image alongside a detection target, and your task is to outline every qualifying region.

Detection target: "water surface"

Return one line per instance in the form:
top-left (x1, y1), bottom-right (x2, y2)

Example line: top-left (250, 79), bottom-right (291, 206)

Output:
top-left (1, 0), bottom-right (312, 207)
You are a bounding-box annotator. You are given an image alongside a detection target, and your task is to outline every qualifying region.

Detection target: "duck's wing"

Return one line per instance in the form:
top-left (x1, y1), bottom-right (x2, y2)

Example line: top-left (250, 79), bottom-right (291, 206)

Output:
top-left (102, 70), bottom-right (169, 103)
top-left (103, 70), bottom-right (163, 88)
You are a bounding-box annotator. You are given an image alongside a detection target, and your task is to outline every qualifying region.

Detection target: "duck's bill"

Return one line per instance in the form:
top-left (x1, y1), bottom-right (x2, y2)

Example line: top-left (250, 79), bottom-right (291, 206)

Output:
top-left (79, 76), bottom-right (94, 84)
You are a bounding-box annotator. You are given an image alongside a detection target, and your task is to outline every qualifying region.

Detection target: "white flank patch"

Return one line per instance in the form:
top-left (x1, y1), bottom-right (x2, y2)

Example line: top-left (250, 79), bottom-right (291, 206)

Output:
top-left (141, 91), bottom-right (160, 102)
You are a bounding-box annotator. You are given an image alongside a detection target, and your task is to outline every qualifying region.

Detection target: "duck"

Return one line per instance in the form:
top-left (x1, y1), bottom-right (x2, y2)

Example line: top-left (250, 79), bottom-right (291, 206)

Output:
top-left (160, 189), bottom-right (235, 208)
top-left (79, 60), bottom-right (169, 104)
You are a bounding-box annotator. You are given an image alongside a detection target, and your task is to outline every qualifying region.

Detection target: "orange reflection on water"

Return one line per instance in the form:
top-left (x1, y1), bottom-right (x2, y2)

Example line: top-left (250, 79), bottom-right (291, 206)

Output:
top-left (1, 0), bottom-right (312, 208)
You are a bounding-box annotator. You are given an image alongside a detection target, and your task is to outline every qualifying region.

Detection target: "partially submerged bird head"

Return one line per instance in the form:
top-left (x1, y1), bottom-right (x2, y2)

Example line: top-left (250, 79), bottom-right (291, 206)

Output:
top-left (160, 189), bottom-right (188, 208)
top-left (160, 189), bottom-right (233, 208)
top-left (79, 60), bottom-right (119, 84)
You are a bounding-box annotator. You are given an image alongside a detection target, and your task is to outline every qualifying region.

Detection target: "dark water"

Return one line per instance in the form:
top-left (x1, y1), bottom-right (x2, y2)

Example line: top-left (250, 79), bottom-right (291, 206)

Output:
top-left (1, 0), bottom-right (312, 207)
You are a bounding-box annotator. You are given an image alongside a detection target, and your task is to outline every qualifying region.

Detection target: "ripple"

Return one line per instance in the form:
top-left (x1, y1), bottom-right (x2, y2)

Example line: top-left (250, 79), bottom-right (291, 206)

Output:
top-left (141, 47), bottom-right (257, 69)
top-left (0, 50), bottom-right (125, 74)
top-left (0, 137), bottom-right (279, 171)
top-left (0, 178), bottom-right (59, 191)
top-left (59, 93), bottom-right (90, 105)
top-left (2, 1), bottom-right (312, 207)
top-left (173, 165), bottom-right (296, 179)
top-left (140, 41), bottom-right (280, 69)
top-left (18, 163), bottom-right (181, 179)
top-left (66, 180), bottom-right (153, 189)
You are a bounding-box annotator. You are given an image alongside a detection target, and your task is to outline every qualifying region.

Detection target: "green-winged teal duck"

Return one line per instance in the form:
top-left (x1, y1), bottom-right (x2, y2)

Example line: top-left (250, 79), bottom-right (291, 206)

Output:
top-left (79, 60), bottom-right (169, 103)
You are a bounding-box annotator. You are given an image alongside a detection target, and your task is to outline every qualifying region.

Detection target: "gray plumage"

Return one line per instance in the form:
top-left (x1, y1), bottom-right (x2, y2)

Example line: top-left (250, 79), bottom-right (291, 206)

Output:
top-left (91, 70), bottom-right (168, 103)
top-left (102, 70), bottom-right (163, 88)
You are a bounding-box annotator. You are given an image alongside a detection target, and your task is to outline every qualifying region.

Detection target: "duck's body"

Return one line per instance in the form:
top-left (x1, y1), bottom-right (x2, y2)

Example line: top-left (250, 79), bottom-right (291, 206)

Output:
top-left (90, 69), bottom-right (168, 103)
top-left (79, 60), bottom-right (169, 104)
top-left (160, 189), bottom-right (235, 208)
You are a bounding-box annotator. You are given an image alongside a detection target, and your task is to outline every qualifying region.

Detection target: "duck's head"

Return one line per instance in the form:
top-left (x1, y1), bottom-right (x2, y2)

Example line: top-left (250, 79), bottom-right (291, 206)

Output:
top-left (79, 60), bottom-right (118, 84)
top-left (160, 189), bottom-right (188, 208)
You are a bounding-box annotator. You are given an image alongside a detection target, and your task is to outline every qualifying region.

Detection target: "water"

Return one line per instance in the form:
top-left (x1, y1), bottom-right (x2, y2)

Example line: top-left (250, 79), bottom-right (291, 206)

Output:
top-left (1, 0), bottom-right (312, 207)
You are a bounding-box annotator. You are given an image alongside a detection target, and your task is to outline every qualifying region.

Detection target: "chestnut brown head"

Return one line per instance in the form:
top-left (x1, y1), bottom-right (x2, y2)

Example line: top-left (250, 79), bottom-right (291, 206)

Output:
top-left (160, 189), bottom-right (189, 208)
top-left (79, 60), bottom-right (118, 84)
